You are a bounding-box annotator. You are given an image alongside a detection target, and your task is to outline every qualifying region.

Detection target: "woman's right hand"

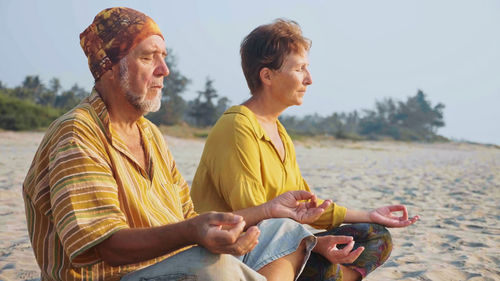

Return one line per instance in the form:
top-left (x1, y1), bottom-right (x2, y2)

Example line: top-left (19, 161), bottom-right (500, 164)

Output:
top-left (313, 235), bottom-right (365, 264)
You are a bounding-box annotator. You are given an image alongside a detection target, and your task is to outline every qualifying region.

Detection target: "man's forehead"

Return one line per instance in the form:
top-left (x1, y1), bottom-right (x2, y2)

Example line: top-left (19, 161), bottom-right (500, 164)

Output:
top-left (134, 35), bottom-right (167, 54)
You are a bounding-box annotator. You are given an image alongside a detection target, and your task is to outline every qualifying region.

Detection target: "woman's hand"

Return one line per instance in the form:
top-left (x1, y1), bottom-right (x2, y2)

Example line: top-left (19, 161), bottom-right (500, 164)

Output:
top-left (313, 235), bottom-right (365, 264)
top-left (369, 205), bottom-right (420, 228)
top-left (266, 190), bottom-right (331, 224)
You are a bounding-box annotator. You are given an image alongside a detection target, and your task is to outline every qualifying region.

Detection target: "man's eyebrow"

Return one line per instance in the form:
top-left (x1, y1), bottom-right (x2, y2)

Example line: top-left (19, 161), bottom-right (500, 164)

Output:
top-left (140, 48), bottom-right (167, 57)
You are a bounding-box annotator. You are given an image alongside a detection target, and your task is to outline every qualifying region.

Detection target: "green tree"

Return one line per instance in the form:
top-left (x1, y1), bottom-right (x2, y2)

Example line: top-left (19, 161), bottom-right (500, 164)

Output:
top-left (188, 77), bottom-right (222, 127)
top-left (37, 77), bottom-right (62, 106)
top-left (215, 96), bottom-right (231, 119)
top-left (395, 89), bottom-right (445, 140)
top-left (359, 90), bottom-right (445, 140)
top-left (0, 93), bottom-right (61, 130)
top-left (54, 84), bottom-right (89, 110)
top-left (10, 75), bottom-right (44, 102)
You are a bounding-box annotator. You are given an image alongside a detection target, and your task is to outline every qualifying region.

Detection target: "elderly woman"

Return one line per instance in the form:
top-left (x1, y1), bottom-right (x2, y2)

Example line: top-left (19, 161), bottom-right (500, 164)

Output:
top-left (191, 19), bottom-right (419, 281)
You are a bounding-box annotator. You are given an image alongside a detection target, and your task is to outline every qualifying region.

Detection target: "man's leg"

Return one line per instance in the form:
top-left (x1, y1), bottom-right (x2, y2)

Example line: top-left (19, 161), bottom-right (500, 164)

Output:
top-left (121, 246), bottom-right (265, 281)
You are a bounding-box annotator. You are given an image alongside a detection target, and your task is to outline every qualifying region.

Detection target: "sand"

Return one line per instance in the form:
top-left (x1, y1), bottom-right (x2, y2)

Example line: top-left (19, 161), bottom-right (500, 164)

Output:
top-left (0, 131), bottom-right (499, 280)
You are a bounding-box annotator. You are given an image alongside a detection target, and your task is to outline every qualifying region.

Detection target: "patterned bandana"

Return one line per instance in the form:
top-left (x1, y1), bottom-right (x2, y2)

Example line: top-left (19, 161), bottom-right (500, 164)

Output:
top-left (80, 7), bottom-right (164, 81)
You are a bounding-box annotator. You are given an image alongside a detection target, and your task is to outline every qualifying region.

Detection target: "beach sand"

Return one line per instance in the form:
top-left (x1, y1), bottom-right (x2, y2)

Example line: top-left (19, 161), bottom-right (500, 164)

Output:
top-left (0, 131), bottom-right (499, 280)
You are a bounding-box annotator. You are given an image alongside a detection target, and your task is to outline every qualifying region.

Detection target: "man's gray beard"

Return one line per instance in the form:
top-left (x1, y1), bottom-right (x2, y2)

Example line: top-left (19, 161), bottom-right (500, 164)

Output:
top-left (119, 58), bottom-right (161, 114)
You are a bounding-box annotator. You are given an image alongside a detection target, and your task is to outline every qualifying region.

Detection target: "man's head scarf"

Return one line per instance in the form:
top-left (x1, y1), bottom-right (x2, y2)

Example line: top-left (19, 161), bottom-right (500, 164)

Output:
top-left (80, 7), bottom-right (164, 81)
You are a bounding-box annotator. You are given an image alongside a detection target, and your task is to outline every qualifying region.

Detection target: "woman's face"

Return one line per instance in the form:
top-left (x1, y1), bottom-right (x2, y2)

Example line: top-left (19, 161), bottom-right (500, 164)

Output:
top-left (270, 49), bottom-right (312, 107)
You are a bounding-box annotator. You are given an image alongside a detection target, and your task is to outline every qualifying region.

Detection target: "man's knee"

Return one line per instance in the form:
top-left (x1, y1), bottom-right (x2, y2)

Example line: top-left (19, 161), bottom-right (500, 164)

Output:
top-left (198, 252), bottom-right (265, 281)
top-left (123, 247), bottom-right (264, 281)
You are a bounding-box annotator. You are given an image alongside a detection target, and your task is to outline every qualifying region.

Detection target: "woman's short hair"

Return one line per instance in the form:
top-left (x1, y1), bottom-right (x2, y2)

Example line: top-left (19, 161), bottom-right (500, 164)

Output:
top-left (240, 19), bottom-right (311, 94)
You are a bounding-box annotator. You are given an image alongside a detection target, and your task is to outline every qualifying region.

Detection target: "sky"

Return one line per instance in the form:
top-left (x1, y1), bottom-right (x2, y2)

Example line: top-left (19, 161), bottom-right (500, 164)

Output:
top-left (1, 0), bottom-right (499, 145)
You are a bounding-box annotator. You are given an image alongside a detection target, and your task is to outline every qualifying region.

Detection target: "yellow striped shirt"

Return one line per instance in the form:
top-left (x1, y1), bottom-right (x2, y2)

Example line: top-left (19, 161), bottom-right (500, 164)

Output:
top-left (23, 89), bottom-right (197, 281)
top-left (191, 105), bottom-right (346, 230)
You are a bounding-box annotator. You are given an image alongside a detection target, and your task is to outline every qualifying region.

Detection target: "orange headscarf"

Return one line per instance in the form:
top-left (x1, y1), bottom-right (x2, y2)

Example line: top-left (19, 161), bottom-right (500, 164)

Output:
top-left (80, 7), bottom-right (163, 81)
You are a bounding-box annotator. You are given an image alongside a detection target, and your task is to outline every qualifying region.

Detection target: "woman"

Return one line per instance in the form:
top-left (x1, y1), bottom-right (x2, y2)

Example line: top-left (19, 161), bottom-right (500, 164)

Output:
top-left (191, 19), bottom-right (419, 281)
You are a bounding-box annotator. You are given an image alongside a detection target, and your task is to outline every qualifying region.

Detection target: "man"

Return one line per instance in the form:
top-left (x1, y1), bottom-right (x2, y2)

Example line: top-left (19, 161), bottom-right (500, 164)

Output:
top-left (22, 7), bottom-right (329, 281)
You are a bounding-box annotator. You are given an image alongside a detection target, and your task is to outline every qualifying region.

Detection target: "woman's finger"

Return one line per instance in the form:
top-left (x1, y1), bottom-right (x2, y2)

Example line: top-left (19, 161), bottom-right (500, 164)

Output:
top-left (343, 246), bottom-right (365, 263)
top-left (388, 205), bottom-right (408, 220)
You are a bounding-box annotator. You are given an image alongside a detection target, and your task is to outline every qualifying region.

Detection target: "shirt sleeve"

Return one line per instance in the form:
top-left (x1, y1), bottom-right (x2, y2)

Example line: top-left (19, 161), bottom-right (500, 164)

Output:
top-left (150, 123), bottom-right (199, 220)
top-left (300, 179), bottom-right (347, 230)
top-left (166, 147), bottom-right (198, 219)
top-left (206, 114), bottom-right (269, 211)
top-left (48, 124), bottom-right (128, 267)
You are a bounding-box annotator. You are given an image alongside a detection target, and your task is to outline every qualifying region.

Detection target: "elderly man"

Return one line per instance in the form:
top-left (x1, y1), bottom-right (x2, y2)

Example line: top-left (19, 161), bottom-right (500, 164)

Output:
top-left (22, 7), bottom-right (329, 281)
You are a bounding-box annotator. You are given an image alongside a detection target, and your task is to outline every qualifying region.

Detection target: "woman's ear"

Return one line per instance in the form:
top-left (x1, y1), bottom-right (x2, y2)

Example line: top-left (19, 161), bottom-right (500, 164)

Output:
top-left (259, 67), bottom-right (273, 86)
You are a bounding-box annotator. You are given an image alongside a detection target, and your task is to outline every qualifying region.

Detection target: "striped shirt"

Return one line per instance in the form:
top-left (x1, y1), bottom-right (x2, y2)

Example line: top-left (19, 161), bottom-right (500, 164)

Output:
top-left (23, 89), bottom-right (197, 281)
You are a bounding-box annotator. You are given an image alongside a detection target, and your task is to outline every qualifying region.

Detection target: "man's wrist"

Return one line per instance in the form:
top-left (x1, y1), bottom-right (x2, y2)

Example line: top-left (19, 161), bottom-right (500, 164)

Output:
top-left (183, 217), bottom-right (199, 245)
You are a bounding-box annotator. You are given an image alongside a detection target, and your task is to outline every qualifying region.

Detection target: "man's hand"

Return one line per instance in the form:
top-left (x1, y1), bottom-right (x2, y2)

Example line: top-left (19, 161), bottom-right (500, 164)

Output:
top-left (266, 190), bottom-right (331, 224)
top-left (190, 212), bottom-right (260, 256)
top-left (369, 205), bottom-right (420, 228)
top-left (313, 235), bottom-right (365, 264)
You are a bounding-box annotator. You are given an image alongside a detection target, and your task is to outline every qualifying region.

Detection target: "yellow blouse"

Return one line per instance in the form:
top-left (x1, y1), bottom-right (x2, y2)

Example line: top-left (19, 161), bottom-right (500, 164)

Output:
top-left (191, 105), bottom-right (346, 230)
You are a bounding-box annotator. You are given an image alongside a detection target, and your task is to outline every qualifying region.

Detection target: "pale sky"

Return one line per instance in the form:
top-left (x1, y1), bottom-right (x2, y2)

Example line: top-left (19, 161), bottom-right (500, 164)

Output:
top-left (1, 0), bottom-right (499, 144)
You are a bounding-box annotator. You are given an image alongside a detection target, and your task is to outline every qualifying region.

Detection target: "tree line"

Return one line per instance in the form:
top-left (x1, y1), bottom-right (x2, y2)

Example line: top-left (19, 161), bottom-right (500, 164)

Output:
top-left (280, 90), bottom-right (446, 141)
top-left (0, 51), bottom-right (230, 131)
top-left (0, 50), bottom-right (446, 141)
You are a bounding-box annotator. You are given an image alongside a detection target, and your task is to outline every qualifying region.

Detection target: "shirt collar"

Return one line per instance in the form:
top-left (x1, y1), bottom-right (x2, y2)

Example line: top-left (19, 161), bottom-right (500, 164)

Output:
top-left (88, 88), bottom-right (153, 142)
top-left (225, 105), bottom-right (275, 141)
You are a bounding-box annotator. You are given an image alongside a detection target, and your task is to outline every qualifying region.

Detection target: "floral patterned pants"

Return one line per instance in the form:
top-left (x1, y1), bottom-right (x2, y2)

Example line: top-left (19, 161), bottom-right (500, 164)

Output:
top-left (298, 223), bottom-right (393, 281)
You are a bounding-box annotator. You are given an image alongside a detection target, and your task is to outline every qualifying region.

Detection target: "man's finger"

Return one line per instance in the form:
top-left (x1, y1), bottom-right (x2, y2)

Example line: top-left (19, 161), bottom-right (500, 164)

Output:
top-left (229, 226), bottom-right (260, 255)
top-left (209, 212), bottom-right (243, 226)
top-left (226, 219), bottom-right (246, 237)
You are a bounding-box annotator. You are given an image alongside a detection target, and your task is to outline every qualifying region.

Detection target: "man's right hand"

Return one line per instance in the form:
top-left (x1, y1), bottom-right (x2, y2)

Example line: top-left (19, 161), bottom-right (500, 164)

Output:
top-left (189, 212), bottom-right (260, 256)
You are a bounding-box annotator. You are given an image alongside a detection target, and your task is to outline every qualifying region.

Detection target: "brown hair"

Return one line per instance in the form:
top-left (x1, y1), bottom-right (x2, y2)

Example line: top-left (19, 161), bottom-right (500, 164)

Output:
top-left (240, 19), bottom-right (311, 93)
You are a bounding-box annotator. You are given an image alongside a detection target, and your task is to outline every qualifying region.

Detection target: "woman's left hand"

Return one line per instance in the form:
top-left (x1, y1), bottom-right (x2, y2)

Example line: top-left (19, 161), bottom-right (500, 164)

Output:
top-left (369, 205), bottom-right (420, 227)
top-left (267, 190), bottom-right (332, 224)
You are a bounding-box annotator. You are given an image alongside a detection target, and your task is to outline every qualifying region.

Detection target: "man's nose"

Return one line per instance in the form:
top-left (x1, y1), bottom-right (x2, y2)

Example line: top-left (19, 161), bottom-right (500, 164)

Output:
top-left (155, 58), bottom-right (170, 77)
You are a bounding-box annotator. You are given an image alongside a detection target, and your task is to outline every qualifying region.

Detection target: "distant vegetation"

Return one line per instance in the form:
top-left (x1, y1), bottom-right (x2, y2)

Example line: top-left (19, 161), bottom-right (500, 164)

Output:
top-left (0, 50), bottom-right (446, 141)
top-left (280, 90), bottom-right (446, 141)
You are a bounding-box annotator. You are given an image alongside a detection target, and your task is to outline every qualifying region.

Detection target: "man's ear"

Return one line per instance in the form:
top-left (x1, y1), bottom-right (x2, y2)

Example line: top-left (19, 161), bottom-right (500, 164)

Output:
top-left (259, 67), bottom-right (273, 87)
top-left (108, 63), bottom-right (121, 82)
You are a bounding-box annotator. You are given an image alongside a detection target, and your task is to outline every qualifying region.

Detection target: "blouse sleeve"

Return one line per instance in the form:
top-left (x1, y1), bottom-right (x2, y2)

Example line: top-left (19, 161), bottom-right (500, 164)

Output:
top-left (205, 114), bottom-right (268, 211)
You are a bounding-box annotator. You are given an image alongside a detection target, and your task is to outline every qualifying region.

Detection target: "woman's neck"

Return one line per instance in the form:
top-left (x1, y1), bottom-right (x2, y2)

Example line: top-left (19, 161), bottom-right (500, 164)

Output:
top-left (242, 92), bottom-right (287, 123)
